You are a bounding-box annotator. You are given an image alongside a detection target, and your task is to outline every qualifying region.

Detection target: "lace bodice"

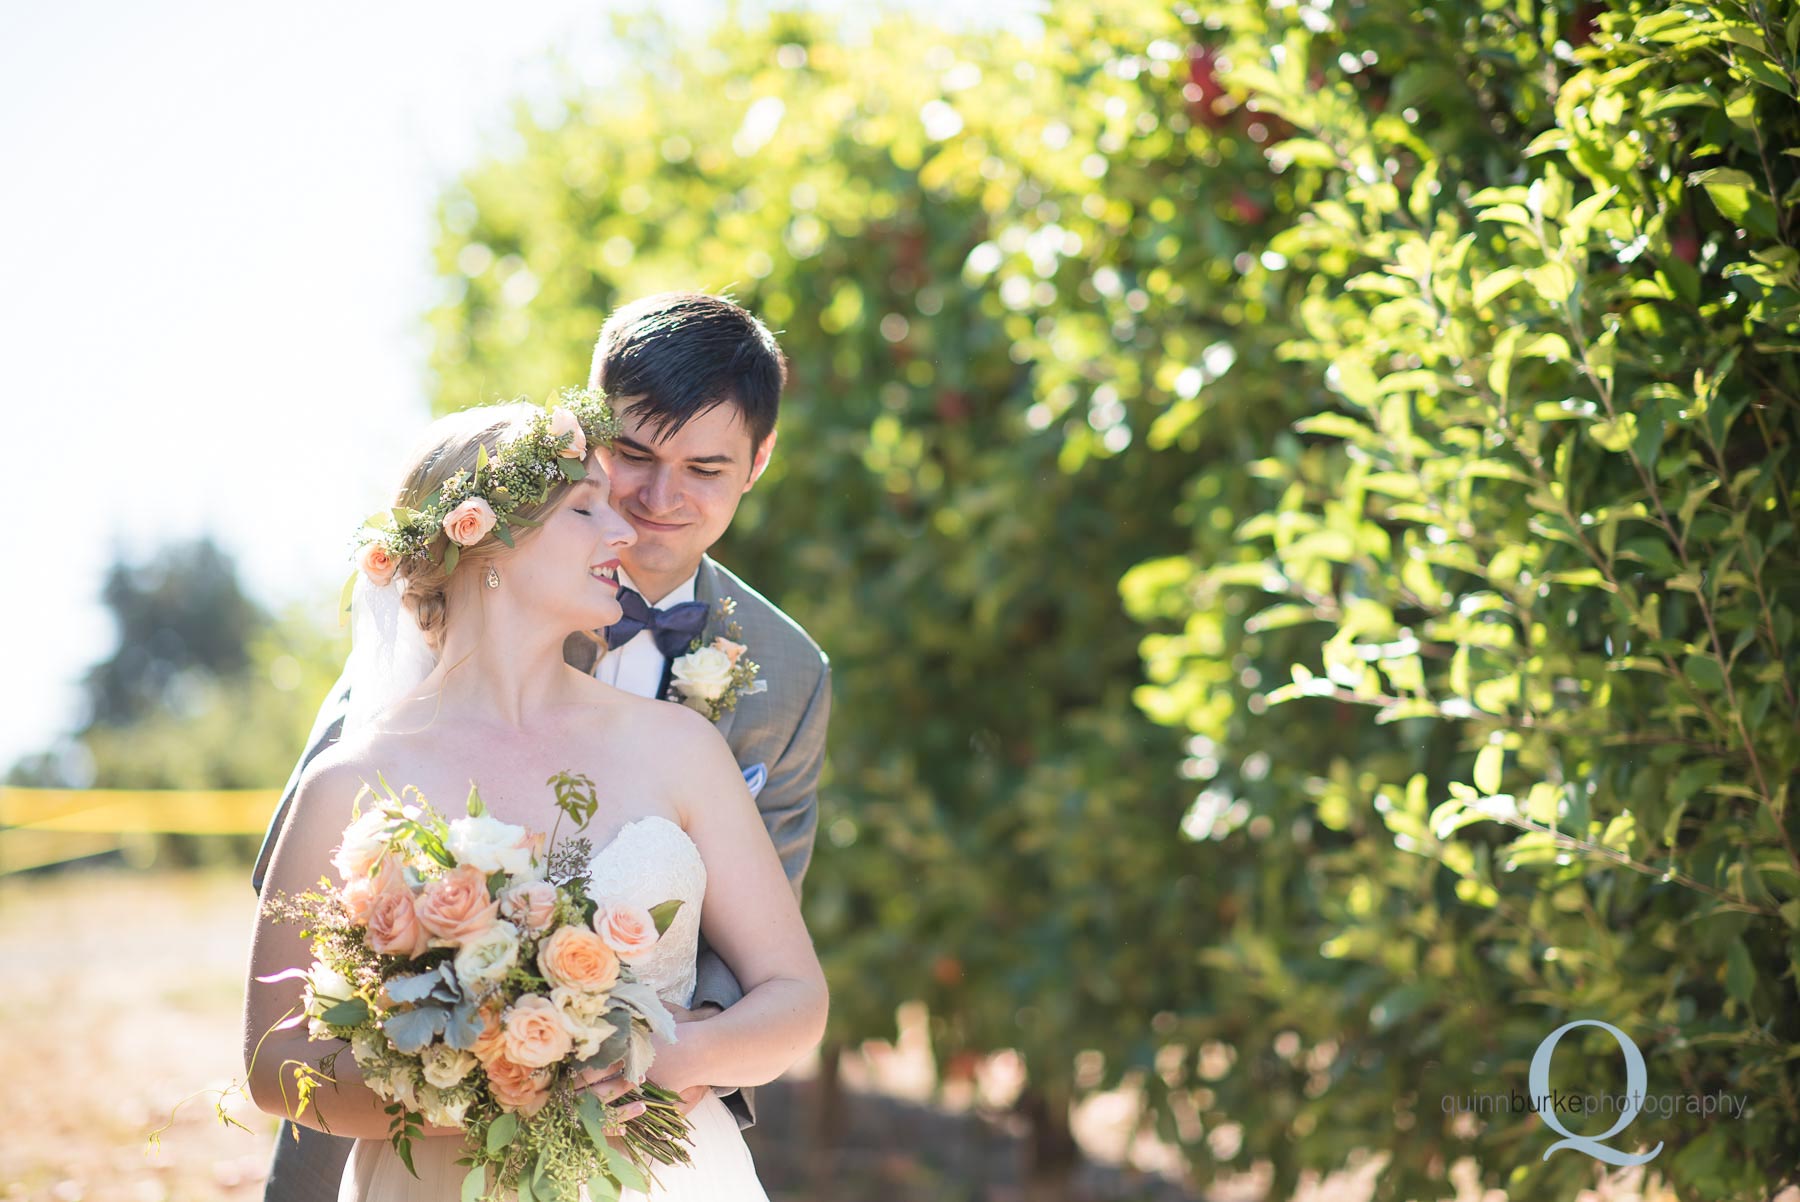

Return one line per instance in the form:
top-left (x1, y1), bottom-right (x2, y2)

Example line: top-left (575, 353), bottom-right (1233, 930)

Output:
top-left (584, 815), bottom-right (707, 1009)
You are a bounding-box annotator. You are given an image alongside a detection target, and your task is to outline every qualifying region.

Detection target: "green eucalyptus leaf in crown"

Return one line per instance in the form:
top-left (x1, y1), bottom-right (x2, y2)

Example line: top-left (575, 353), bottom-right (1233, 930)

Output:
top-left (350, 387), bottom-right (621, 586)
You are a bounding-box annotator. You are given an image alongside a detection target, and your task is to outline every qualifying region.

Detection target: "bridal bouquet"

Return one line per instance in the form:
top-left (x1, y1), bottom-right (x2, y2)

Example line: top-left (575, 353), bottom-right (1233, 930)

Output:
top-left (256, 772), bottom-right (692, 1201)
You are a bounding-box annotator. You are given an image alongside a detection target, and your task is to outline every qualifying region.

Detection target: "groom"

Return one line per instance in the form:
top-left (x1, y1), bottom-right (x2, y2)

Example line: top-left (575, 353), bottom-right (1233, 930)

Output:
top-left (253, 291), bottom-right (832, 1202)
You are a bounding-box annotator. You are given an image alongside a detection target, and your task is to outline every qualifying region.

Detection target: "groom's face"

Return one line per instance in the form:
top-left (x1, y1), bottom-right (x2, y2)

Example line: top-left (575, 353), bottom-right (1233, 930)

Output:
top-left (599, 398), bottom-right (774, 584)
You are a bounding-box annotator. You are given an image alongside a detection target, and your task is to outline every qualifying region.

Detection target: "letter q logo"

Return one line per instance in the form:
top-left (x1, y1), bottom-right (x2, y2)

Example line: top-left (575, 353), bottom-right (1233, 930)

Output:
top-left (1529, 1020), bottom-right (1663, 1165)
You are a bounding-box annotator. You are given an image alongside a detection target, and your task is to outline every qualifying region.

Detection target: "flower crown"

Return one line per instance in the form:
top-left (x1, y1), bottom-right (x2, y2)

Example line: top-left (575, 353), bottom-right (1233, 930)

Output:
top-left (349, 387), bottom-right (622, 590)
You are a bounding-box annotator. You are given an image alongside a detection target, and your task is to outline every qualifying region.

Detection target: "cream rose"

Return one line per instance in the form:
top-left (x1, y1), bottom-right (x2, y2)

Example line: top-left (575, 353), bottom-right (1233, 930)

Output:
top-left (349, 1027), bottom-right (389, 1070)
top-left (537, 925), bottom-right (621, 993)
top-left (547, 407), bottom-right (588, 460)
top-left (331, 810), bottom-right (390, 882)
top-left (484, 1054), bottom-right (552, 1116)
top-left (548, 984), bottom-right (620, 1059)
top-left (501, 994), bottom-right (573, 1069)
top-left (419, 1084), bottom-right (472, 1128)
top-left (594, 902), bottom-right (661, 960)
top-left (445, 815), bottom-right (534, 876)
top-left (452, 919), bottom-right (520, 989)
top-left (420, 1041), bottom-right (480, 1089)
top-left (441, 497), bottom-right (497, 547)
top-left (672, 646), bottom-right (733, 702)
top-left (416, 864), bottom-right (500, 946)
top-left (303, 961), bottom-right (355, 1039)
top-left (385, 1066), bottom-right (422, 1111)
top-left (500, 880), bottom-right (558, 934)
top-left (356, 541), bottom-right (398, 588)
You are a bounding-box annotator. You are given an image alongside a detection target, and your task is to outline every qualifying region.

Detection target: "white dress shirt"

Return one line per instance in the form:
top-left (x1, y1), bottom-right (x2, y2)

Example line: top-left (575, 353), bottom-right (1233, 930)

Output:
top-left (592, 565), bottom-right (699, 699)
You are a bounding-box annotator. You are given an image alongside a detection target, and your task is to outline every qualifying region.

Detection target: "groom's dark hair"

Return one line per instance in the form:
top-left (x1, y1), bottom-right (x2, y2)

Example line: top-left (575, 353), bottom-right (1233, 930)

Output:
top-left (588, 291), bottom-right (787, 455)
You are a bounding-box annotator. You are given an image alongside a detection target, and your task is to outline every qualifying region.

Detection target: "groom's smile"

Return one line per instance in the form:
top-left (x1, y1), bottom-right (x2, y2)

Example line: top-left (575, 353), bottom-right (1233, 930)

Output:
top-left (599, 398), bottom-right (776, 602)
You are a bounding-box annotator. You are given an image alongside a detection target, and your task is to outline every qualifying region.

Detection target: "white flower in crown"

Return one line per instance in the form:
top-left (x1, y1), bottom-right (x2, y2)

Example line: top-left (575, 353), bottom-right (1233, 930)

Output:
top-left (667, 599), bottom-right (769, 721)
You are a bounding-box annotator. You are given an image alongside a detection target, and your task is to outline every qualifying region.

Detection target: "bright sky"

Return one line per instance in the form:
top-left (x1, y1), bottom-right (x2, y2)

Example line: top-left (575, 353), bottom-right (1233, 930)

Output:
top-left (0, 0), bottom-right (1042, 772)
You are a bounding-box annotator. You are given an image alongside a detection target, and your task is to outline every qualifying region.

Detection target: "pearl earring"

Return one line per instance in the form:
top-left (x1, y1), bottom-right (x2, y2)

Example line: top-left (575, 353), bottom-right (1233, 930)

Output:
top-left (484, 567), bottom-right (500, 590)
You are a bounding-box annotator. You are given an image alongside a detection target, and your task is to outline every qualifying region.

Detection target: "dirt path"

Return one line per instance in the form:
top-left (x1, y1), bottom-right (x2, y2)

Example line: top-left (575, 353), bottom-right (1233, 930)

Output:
top-left (0, 867), bottom-right (272, 1202)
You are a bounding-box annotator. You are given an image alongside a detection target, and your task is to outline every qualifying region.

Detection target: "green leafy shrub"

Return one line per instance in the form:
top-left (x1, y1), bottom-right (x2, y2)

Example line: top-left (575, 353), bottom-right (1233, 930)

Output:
top-left (1125, 3), bottom-right (1800, 1198)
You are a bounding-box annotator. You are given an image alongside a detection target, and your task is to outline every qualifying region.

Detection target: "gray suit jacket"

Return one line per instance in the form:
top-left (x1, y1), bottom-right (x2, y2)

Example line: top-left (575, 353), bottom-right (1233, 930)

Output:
top-left (253, 555), bottom-right (830, 1202)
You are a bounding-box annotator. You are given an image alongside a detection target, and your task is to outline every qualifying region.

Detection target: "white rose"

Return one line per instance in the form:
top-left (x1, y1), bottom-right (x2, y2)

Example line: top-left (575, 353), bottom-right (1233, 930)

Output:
top-left (671, 647), bottom-right (733, 702)
top-left (331, 810), bottom-right (389, 881)
top-left (387, 1067), bottom-right (421, 1111)
top-left (453, 919), bottom-right (520, 988)
top-left (420, 1042), bottom-right (479, 1088)
top-left (304, 961), bottom-right (354, 1018)
top-left (445, 815), bottom-right (533, 876)
top-left (304, 961), bottom-right (356, 1038)
top-left (419, 1084), bottom-right (472, 1128)
top-left (349, 1027), bottom-right (388, 1069)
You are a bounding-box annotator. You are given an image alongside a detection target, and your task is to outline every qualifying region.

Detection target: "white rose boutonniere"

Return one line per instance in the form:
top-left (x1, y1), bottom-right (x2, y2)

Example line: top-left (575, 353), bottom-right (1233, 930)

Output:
top-left (667, 597), bottom-right (768, 720)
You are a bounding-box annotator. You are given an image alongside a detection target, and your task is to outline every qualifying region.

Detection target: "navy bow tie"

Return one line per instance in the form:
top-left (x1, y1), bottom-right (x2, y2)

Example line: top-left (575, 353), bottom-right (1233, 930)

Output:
top-left (603, 586), bottom-right (710, 658)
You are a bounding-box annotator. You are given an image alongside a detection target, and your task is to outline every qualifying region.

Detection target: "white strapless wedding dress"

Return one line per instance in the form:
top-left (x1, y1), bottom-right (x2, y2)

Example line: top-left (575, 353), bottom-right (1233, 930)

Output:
top-left (339, 815), bottom-right (769, 1201)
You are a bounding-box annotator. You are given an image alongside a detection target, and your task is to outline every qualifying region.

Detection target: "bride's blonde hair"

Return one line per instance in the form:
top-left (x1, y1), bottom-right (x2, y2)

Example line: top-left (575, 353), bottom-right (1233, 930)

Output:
top-left (390, 403), bottom-right (571, 653)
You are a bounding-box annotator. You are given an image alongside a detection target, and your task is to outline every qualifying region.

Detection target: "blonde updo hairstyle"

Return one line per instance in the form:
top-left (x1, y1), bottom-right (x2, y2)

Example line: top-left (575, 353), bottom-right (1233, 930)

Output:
top-left (390, 402), bottom-right (575, 653)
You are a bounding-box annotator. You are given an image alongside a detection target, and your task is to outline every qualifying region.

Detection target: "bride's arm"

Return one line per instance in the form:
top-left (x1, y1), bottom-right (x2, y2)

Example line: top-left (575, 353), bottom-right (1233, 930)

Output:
top-left (241, 754), bottom-right (410, 1141)
top-left (650, 707), bottom-right (830, 1094)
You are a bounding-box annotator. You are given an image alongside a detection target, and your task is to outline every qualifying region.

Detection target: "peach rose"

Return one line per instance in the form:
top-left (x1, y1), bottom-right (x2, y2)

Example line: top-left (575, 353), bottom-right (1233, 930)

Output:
top-left (365, 880), bottom-right (428, 958)
top-left (371, 852), bottom-right (411, 896)
top-left (547, 407), bottom-right (587, 460)
top-left (500, 880), bottom-right (557, 934)
top-left (594, 902), bottom-right (660, 960)
top-left (340, 875), bottom-right (374, 926)
top-left (441, 497), bottom-right (497, 547)
top-left (484, 1053), bottom-right (552, 1116)
top-left (501, 993), bottom-right (574, 1068)
top-left (356, 541), bottom-right (397, 587)
top-left (536, 925), bottom-right (620, 993)
top-left (514, 827), bottom-right (547, 868)
top-left (470, 1000), bottom-right (508, 1065)
top-left (712, 637), bottom-right (747, 666)
top-left (416, 864), bottom-right (499, 946)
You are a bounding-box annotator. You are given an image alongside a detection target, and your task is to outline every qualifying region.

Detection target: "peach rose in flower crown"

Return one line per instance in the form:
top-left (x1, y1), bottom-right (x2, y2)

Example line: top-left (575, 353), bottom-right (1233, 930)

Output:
top-left (594, 902), bottom-right (661, 960)
top-left (501, 993), bottom-right (574, 1068)
top-left (356, 541), bottom-right (398, 588)
top-left (416, 863), bottom-right (500, 945)
top-left (547, 407), bottom-right (588, 460)
top-left (441, 497), bottom-right (497, 547)
top-left (500, 879), bottom-right (557, 933)
top-left (537, 925), bottom-right (621, 993)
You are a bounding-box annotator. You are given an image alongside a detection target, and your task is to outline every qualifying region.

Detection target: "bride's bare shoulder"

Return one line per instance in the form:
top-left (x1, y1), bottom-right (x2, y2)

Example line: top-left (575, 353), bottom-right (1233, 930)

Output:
top-left (293, 729), bottom-right (401, 810)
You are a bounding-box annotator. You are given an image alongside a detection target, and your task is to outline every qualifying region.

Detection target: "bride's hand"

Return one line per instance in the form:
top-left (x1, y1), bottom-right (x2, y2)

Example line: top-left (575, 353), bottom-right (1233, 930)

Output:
top-left (573, 1062), bottom-right (649, 1134)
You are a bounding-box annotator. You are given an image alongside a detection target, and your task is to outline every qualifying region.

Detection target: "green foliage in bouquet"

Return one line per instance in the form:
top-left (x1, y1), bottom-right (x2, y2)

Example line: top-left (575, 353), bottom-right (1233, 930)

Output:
top-left (256, 774), bottom-right (694, 1201)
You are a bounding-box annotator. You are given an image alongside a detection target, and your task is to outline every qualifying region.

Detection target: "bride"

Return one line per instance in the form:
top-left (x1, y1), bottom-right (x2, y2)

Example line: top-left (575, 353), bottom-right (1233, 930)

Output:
top-left (243, 399), bottom-right (828, 1200)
